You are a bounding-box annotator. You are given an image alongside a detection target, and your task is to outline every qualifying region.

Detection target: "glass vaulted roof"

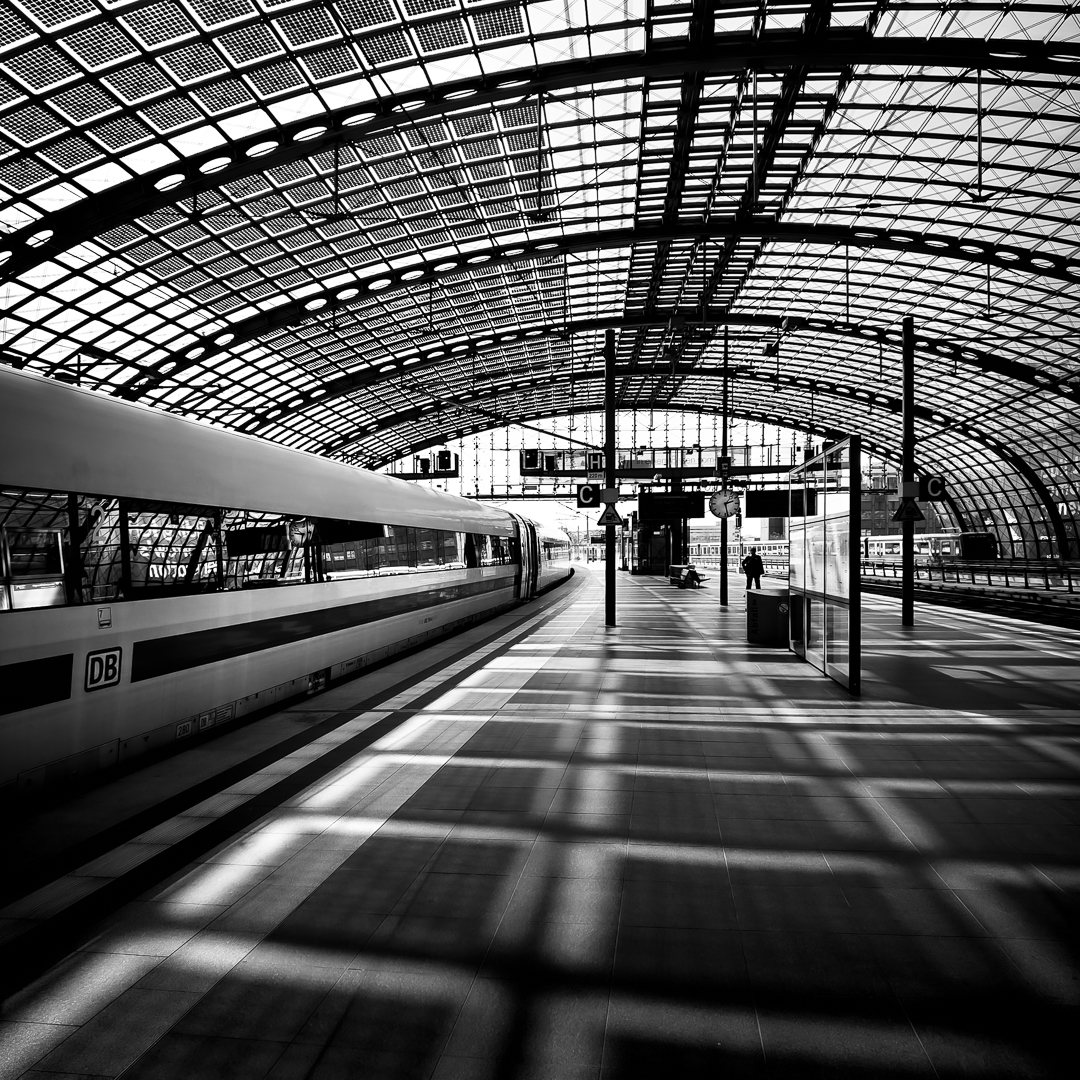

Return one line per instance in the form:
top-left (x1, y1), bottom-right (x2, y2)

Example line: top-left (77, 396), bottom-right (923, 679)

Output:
top-left (0, 1), bottom-right (1077, 556)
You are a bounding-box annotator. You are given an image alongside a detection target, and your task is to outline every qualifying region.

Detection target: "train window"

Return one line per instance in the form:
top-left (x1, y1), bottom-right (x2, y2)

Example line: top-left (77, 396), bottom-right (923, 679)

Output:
top-left (473, 534), bottom-right (492, 565)
top-left (490, 535), bottom-right (511, 565)
top-left (223, 508), bottom-right (313, 588)
top-left (359, 536), bottom-right (380, 571)
top-left (127, 501), bottom-right (221, 595)
top-left (6, 529), bottom-right (63, 578)
top-left (1, 482), bottom-right (511, 608)
top-left (464, 534), bottom-right (479, 568)
top-left (441, 531), bottom-right (464, 566)
top-left (0, 489), bottom-right (67, 534)
top-left (473, 534), bottom-right (512, 566)
top-left (543, 540), bottom-right (569, 562)
top-left (2, 527), bottom-right (66, 610)
top-left (1, 488), bottom-right (69, 609)
top-left (324, 539), bottom-right (375, 579)
top-left (78, 500), bottom-right (122, 602)
top-left (378, 526), bottom-right (412, 569)
top-left (415, 528), bottom-right (439, 567)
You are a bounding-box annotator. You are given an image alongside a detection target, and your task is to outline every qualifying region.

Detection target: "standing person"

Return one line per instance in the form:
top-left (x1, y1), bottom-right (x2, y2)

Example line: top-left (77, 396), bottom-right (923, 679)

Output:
top-left (742, 547), bottom-right (764, 590)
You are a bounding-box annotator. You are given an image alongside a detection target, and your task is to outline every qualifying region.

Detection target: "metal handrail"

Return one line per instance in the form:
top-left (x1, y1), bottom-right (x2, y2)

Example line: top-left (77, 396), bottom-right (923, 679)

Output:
top-left (859, 560), bottom-right (1076, 594)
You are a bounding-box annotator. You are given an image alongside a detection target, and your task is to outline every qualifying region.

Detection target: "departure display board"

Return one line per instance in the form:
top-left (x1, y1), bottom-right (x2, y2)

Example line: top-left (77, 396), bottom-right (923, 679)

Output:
top-left (637, 492), bottom-right (705, 522)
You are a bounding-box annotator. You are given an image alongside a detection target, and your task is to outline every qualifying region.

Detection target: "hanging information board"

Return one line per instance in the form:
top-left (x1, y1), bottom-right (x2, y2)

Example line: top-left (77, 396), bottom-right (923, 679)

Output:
top-left (638, 492), bottom-right (705, 521)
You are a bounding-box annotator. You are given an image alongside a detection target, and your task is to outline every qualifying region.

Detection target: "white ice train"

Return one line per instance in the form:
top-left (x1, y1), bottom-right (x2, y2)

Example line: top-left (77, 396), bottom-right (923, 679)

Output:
top-left (0, 367), bottom-right (572, 798)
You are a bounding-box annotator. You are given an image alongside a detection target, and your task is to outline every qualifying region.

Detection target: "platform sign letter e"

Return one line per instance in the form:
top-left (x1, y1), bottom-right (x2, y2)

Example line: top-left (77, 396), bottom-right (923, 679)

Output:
top-left (85, 647), bottom-right (122, 692)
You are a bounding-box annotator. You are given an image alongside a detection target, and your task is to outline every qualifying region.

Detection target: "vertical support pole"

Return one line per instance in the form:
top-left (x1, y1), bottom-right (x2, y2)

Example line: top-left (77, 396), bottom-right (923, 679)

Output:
top-left (671, 476), bottom-right (684, 566)
top-left (849, 435), bottom-right (862, 694)
top-left (902, 315), bottom-right (915, 627)
top-left (605, 327), bottom-right (617, 627)
top-left (214, 510), bottom-right (225, 590)
top-left (720, 325), bottom-right (729, 606)
top-left (118, 499), bottom-right (132, 599)
top-left (65, 493), bottom-right (84, 605)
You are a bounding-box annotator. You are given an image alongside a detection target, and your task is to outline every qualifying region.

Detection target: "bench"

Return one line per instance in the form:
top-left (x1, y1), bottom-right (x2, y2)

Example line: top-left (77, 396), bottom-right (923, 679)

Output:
top-left (669, 565), bottom-right (709, 589)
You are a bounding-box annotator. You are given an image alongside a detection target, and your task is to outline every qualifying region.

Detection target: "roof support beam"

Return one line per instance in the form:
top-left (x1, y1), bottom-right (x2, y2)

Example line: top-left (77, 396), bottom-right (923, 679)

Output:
top-left (327, 363), bottom-right (1050, 496)
top-left (245, 309), bottom-right (1070, 436)
top-left (395, 367), bottom-right (1072, 555)
top-left (2, 33), bottom-right (1076, 281)
top-left (115, 231), bottom-right (1074, 409)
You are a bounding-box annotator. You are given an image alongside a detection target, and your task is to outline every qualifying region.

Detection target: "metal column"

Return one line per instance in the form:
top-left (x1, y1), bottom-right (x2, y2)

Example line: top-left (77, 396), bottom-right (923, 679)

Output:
top-left (901, 315), bottom-right (915, 627)
top-left (720, 326), bottom-right (729, 606)
top-left (605, 327), bottom-right (617, 627)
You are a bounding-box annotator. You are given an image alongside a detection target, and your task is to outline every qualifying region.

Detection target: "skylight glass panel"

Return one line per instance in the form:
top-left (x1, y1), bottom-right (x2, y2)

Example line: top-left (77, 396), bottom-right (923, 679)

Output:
top-left (0, 0), bottom-right (1073, 556)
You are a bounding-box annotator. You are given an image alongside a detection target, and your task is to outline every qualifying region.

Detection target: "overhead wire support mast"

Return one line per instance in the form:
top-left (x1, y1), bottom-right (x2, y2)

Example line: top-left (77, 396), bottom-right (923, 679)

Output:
top-left (605, 327), bottom-right (617, 627)
top-left (721, 324), bottom-right (730, 608)
top-left (902, 315), bottom-right (916, 627)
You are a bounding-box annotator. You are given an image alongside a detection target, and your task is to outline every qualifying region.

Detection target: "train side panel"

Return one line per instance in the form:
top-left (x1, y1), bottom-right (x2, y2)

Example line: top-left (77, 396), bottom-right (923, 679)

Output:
top-left (536, 533), bottom-right (574, 592)
top-left (1, 566), bottom-right (518, 793)
top-left (0, 370), bottom-right (573, 798)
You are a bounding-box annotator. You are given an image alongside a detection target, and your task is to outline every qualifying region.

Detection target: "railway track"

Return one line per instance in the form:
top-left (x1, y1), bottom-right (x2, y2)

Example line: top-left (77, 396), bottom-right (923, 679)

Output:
top-left (860, 577), bottom-right (1080, 630)
top-left (688, 558), bottom-right (1080, 630)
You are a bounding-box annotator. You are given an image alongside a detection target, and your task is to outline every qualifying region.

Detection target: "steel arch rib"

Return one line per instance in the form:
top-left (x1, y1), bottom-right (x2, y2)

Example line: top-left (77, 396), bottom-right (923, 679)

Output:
top-left (343, 371), bottom-right (1069, 552)
top-left (1, 33), bottom-right (1077, 282)
top-left (161, 305), bottom-right (1077, 432)
top-left (331, 363), bottom-right (1036, 471)
top-left (114, 239), bottom-right (1077, 404)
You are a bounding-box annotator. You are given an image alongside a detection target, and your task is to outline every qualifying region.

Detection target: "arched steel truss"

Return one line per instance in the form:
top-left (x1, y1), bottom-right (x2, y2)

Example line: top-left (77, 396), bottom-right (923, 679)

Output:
top-left (3, 36), bottom-right (1078, 278)
top-left (0, 3), bottom-right (1077, 557)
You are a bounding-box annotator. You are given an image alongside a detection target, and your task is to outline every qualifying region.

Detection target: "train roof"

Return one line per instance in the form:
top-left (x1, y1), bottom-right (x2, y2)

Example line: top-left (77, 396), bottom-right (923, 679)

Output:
top-left (1, 367), bottom-right (514, 535)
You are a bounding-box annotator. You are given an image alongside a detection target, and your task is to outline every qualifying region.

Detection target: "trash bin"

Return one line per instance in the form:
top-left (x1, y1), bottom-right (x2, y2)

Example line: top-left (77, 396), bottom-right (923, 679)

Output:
top-left (747, 587), bottom-right (790, 645)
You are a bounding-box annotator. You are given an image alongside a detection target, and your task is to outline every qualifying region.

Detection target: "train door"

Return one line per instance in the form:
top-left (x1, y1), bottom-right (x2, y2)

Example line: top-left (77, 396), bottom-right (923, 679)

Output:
top-left (512, 515), bottom-right (539, 599)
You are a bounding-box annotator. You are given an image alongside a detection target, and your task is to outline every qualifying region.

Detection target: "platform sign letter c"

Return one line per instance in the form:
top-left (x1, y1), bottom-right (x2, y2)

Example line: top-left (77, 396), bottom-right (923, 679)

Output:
top-left (85, 647), bottom-right (122, 692)
top-left (920, 476), bottom-right (947, 501)
top-left (577, 484), bottom-right (601, 508)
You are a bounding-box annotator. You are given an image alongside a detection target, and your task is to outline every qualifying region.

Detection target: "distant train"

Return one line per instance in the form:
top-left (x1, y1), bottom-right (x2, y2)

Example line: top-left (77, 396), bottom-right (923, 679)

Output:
top-left (861, 531), bottom-right (998, 563)
top-left (684, 539), bottom-right (790, 574)
top-left (0, 368), bottom-right (572, 798)
top-left (685, 532), bottom-right (998, 573)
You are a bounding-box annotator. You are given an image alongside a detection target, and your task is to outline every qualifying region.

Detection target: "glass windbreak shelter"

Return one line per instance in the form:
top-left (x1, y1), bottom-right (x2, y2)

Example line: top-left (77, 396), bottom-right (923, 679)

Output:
top-left (789, 437), bottom-right (861, 694)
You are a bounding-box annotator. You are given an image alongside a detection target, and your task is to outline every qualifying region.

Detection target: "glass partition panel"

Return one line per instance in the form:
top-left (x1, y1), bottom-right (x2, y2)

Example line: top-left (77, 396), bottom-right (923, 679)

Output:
top-left (789, 522), bottom-right (805, 592)
top-left (788, 436), bottom-right (861, 693)
top-left (825, 602), bottom-right (851, 683)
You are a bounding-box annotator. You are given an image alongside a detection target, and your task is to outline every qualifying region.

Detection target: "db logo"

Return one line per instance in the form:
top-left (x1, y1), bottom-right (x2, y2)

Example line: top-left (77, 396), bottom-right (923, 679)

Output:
top-left (85, 647), bottom-right (123, 692)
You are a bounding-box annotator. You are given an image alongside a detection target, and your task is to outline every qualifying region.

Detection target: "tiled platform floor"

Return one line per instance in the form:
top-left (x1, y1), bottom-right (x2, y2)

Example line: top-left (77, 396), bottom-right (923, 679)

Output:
top-left (2, 568), bottom-right (1078, 1079)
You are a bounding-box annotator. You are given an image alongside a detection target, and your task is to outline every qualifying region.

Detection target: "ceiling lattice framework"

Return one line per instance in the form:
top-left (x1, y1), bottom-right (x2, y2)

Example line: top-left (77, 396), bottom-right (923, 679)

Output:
top-left (0, 0), bottom-right (1077, 557)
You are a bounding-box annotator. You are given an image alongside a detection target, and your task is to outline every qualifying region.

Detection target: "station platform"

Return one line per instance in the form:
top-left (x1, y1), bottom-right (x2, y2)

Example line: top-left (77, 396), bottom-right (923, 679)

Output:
top-left (2, 567), bottom-right (1078, 1080)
